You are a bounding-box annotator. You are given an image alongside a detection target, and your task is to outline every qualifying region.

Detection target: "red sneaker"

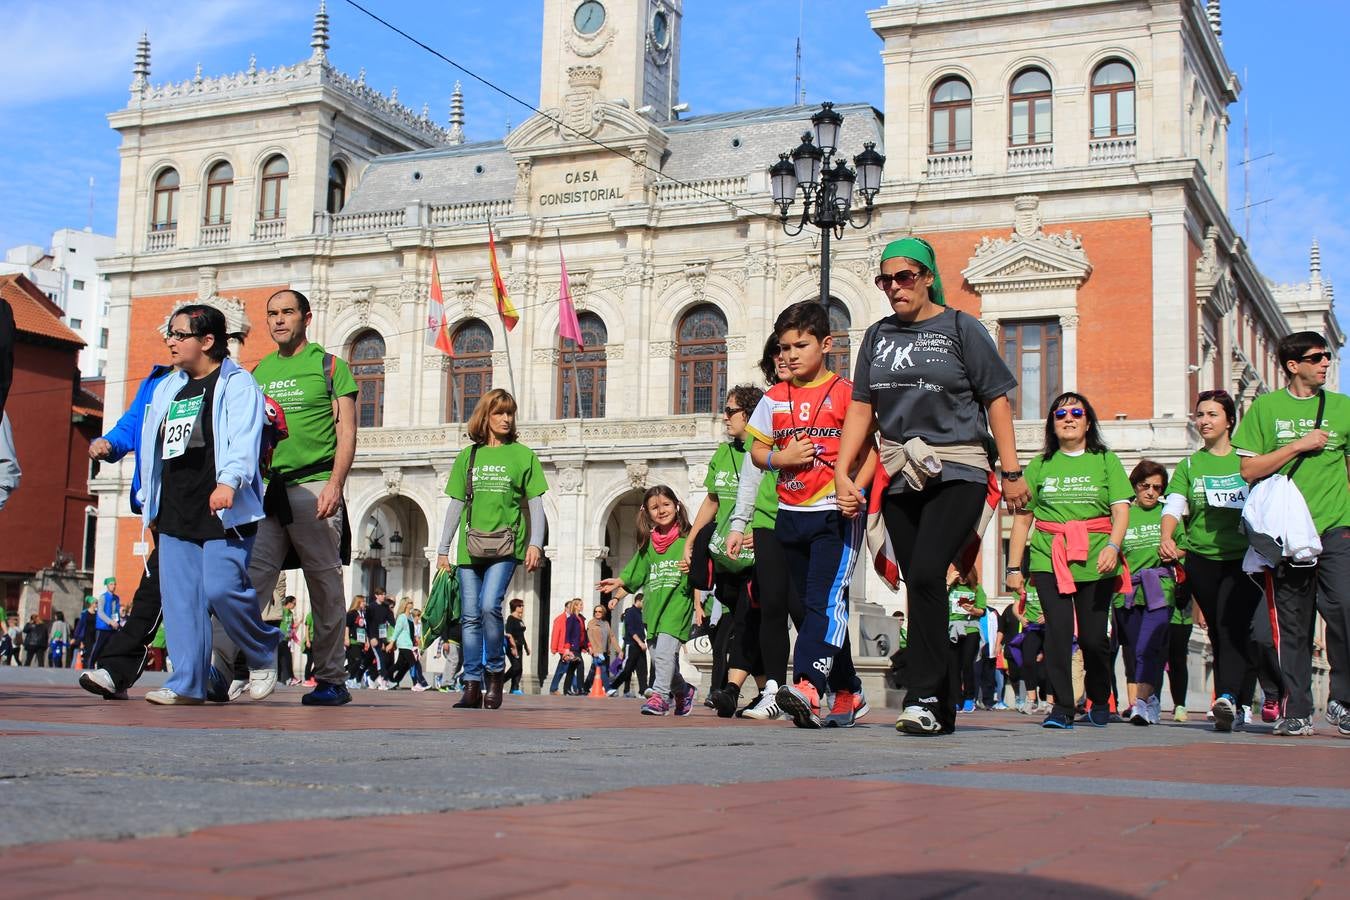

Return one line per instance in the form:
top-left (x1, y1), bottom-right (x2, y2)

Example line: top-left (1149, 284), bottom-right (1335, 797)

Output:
top-left (1261, 699), bottom-right (1280, 723)
top-left (776, 680), bottom-right (821, 729)
top-left (825, 690), bottom-right (856, 728)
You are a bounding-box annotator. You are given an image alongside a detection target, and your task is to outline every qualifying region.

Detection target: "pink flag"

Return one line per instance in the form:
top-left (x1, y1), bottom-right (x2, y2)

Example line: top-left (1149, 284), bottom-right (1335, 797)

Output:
top-left (558, 246), bottom-right (584, 349)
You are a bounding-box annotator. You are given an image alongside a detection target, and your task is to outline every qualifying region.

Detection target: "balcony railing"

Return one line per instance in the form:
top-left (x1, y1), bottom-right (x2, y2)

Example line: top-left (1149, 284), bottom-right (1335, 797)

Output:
top-left (1007, 144), bottom-right (1054, 172)
top-left (252, 218), bottom-right (286, 242)
top-left (144, 229), bottom-right (177, 252)
top-left (653, 175), bottom-right (748, 204)
top-left (1089, 136), bottom-right (1137, 165)
top-left (925, 152), bottom-right (973, 179)
top-left (319, 207), bottom-right (409, 235)
top-left (428, 198), bottom-right (513, 227)
top-left (199, 222), bottom-right (231, 247)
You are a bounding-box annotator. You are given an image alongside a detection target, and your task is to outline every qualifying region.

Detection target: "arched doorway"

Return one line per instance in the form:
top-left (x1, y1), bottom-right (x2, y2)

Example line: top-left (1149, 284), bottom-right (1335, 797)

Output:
top-left (357, 496), bottom-right (432, 606)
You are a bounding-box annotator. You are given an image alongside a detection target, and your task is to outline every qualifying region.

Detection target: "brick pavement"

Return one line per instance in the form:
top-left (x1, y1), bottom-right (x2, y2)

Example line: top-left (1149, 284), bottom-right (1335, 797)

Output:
top-left (3, 676), bottom-right (1348, 898)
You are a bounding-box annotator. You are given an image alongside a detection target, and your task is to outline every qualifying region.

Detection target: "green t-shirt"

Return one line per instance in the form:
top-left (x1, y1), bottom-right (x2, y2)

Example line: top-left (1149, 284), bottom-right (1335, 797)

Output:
top-left (947, 584), bottom-right (987, 632)
top-left (279, 607), bottom-right (294, 638)
top-left (150, 623), bottom-right (167, 649)
top-left (705, 442), bottom-right (755, 573)
top-left (620, 537), bottom-right (695, 642)
top-left (1024, 449), bottom-right (1132, 583)
top-left (252, 342), bottom-right (358, 483)
top-left (749, 467), bottom-right (780, 531)
top-left (1022, 585), bottom-right (1043, 623)
top-left (1232, 388), bottom-right (1350, 534)
top-left (1113, 503), bottom-right (1177, 609)
top-left (1171, 596), bottom-right (1193, 626)
top-left (445, 442), bottom-right (549, 566)
top-left (1169, 448), bottom-right (1248, 561)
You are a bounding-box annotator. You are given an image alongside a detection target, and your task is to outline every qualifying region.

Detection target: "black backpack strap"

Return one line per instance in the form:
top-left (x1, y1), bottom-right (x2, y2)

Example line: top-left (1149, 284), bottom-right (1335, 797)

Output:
top-left (465, 444), bottom-right (479, 519)
top-left (1286, 390), bottom-right (1327, 481)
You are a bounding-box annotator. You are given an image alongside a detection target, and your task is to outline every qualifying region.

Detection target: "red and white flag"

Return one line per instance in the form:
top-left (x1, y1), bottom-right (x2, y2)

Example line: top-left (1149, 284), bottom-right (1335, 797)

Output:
top-left (865, 467), bottom-right (1001, 590)
top-left (425, 253), bottom-right (453, 356)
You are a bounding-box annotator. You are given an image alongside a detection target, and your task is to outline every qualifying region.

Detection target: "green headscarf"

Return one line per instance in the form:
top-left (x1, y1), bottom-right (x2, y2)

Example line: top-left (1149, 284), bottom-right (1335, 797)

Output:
top-left (880, 237), bottom-right (945, 306)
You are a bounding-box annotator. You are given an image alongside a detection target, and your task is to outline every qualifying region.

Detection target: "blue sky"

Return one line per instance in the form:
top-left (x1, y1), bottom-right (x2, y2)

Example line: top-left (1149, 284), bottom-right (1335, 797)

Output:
top-left (0, 0), bottom-right (1343, 325)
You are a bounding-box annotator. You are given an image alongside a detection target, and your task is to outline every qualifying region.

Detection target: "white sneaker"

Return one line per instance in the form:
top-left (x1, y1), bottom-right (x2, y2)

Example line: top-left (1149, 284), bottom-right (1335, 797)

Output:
top-left (78, 668), bottom-right (127, 700)
top-left (248, 668), bottom-right (277, 701)
top-left (741, 681), bottom-right (782, 720)
top-left (227, 679), bottom-right (247, 701)
top-left (1173, 705), bottom-right (1188, 723)
top-left (145, 688), bottom-right (204, 706)
top-left (1148, 695), bottom-right (1162, 725)
top-left (896, 704), bottom-right (942, 735)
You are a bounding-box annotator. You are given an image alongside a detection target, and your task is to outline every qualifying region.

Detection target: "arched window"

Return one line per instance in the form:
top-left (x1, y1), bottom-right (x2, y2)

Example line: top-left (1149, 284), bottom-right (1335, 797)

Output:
top-left (557, 312), bottom-right (608, 418)
top-left (349, 330), bottom-right (386, 428)
top-left (675, 304), bottom-right (728, 415)
top-left (327, 161), bottom-right (347, 215)
top-left (1009, 68), bottom-right (1052, 146)
top-left (1091, 60), bottom-right (1136, 139)
top-left (930, 77), bottom-right (972, 154)
top-left (152, 168), bottom-right (179, 231)
top-left (204, 161), bottom-right (233, 225)
top-left (447, 319), bottom-right (493, 423)
top-left (825, 299), bottom-right (852, 377)
top-left (258, 155), bottom-right (289, 221)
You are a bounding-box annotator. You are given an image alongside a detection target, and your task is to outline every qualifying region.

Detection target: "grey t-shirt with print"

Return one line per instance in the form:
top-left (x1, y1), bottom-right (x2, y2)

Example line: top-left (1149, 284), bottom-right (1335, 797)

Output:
top-left (851, 308), bottom-right (1017, 489)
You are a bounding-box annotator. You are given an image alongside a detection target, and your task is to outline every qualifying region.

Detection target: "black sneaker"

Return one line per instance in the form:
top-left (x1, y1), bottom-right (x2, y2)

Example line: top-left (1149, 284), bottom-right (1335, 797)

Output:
top-left (301, 681), bottom-right (352, 706)
top-left (709, 685), bottom-right (741, 719)
top-left (1086, 706), bottom-right (1111, 727)
top-left (1042, 710), bottom-right (1074, 729)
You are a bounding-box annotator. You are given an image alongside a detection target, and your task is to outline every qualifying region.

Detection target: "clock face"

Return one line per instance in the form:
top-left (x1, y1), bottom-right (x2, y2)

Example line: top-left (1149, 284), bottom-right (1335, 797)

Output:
top-left (574, 0), bottom-right (606, 35)
top-left (652, 10), bottom-right (670, 49)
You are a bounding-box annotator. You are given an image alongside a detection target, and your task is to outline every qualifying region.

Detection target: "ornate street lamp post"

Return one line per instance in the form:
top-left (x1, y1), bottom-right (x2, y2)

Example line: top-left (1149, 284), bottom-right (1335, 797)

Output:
top-left (769, 102), bottom-right (886, 306)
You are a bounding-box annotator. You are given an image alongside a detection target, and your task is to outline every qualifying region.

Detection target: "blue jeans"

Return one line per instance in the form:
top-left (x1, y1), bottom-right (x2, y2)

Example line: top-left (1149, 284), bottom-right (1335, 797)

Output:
top-left (458, 559), bottom-right (517, 683)
top-left (159, 533), bottom-right (279, 699)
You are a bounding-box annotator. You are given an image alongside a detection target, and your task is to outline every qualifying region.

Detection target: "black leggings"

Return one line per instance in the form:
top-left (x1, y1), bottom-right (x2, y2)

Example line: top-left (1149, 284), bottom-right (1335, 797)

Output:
top-left (753, 526), bottom-right (804, 686)
top-left (881, 479), bottom-right (988, 732)
top-left (953, 631), bottom-right (980, 703)
top-left (1184, 555), bottom-right (1261, 700)
top-left (1167, 622), bottom-right (1192, 707)
top-left (710, 570), bottom-right (757, 690)
top-left (1019, 629), bottom-right (1044, 695)
top-left (390, 648), bottom-right (416, 685)
top-left (1033, 573), bottom-right (1115, 717)
top-left (345, 644), bottom-right (365, 682)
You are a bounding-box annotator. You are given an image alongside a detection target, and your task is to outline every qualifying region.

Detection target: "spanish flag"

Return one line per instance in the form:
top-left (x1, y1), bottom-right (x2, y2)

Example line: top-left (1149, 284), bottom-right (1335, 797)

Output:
top-left (488, 224), bottom-right (519, 332)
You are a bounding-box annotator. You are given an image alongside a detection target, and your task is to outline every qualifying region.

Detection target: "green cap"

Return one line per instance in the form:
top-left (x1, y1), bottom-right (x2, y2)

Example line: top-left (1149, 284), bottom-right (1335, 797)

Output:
top-left (104, 577), bottom-right (117, 586)
top-left (880, 237), bottom-right (945, 306)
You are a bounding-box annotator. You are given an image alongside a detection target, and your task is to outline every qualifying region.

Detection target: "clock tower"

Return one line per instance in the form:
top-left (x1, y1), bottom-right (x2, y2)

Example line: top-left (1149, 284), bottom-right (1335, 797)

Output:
top-left (540, 0), bottom-right (682, 123)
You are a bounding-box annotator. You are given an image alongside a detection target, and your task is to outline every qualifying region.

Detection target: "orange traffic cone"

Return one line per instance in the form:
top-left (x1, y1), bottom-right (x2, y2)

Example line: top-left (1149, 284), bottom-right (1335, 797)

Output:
top-left (73, 652), bottom-right (83, 671)
top-left (589, 664), bottom-right (607, 698)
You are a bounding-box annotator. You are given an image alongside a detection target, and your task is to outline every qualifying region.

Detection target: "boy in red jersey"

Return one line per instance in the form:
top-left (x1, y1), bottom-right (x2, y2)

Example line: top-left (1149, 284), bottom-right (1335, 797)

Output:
top-left (744, 301), bottom-right (876, 728)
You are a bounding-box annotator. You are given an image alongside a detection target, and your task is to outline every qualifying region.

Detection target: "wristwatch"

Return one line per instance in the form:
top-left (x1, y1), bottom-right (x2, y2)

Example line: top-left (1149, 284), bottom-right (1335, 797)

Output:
top-left (1004, 567), bottom-right (1022, 576)
top-left (1000, 469), bottom-right (1024, 481)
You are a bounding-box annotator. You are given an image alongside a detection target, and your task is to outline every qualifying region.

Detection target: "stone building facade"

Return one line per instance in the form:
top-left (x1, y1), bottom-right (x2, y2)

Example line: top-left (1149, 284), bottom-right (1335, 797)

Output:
top-left (91, 0), bottom-right (1339, 688)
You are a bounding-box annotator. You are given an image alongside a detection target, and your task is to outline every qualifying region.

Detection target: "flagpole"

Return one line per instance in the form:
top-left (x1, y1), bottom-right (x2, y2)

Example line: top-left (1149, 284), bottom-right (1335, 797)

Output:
top-left (488, 213), bottom-right (518, 399)
top-left (556, 229), bottom-right (585, 421)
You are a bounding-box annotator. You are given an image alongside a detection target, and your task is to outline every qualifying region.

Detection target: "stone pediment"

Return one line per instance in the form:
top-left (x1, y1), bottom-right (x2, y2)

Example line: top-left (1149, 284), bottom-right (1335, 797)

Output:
top-left (505, 99), bottom-right (668, 159)
top-left (962, 195), bottom-right (1092, 293)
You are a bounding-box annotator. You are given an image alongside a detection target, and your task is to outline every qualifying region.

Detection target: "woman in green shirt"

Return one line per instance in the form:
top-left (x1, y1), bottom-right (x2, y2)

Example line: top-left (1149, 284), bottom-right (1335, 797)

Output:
top-left (1159, 389), bottom-right (1267, 732)
top-left (685, 383), bottom-right (767, 718)
top-left (946, 564), bottom-right (987, 713)
top-left (1007, 392), bottom-right (1131, 729)
top-left (1115, 460), bottom-right (1179, 726)
top-left (437, 389), bottom-right (549, 711)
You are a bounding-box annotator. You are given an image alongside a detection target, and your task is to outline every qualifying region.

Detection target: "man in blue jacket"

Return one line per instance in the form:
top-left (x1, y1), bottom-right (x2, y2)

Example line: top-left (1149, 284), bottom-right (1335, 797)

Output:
top-left (79, 365), bottom-right (171, 699)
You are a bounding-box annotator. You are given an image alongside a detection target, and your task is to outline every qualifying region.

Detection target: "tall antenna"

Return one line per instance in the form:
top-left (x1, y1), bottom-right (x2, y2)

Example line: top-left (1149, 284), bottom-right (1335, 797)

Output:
top-left (794, 0), bottom-right (805, 105)
top-left (86, 177), bottom-right (95, 231)
top-left (1236, 66), bottom-right (1272, 244)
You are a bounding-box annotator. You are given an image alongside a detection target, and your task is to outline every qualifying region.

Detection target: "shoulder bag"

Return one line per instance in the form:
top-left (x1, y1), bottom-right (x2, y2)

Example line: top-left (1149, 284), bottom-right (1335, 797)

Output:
top-left (464, 444), bottom-right (517, 560)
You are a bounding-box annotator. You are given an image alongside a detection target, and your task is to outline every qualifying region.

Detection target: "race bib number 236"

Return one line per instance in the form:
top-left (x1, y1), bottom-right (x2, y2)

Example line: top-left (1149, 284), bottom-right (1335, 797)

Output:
top-left (162, 395), bottom-right (203, 460)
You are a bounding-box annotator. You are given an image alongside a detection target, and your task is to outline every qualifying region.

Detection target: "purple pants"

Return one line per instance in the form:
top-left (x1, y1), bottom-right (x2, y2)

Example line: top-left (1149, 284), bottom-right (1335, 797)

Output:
top-left (1120, 603), bottom-right (1170, 688)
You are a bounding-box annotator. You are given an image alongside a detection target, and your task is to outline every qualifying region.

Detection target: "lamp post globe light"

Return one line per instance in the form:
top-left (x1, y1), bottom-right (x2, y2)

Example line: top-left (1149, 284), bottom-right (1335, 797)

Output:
top-left (769, 102), bottom-right (886, 306)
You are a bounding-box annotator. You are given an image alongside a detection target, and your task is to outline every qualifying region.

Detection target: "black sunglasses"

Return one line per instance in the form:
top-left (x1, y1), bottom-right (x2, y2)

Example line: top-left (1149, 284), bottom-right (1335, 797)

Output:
top-left (874, 271), bottom-right (922, 290)
top-left (1299, 351), bottom-right (1332, 364)
top-left (723, 406), bottom-right (744, 417)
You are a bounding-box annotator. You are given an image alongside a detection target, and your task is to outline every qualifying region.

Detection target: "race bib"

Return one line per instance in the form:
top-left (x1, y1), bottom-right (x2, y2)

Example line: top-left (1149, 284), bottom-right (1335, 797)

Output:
top-left (1201, 473), bottom-right (1248, 510)
top-left (162, 395), bottom-right (204, 460)
top-left (356, 628), bottom-right (367, 642)
top-left (950, 589), bottom-right (976, 616)
top-left (378, 624), bottom-right (389, 639)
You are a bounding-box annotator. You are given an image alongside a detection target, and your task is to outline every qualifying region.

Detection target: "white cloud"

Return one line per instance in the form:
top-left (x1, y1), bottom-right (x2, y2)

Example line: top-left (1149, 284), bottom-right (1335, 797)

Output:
top-left (0, 0), bottom-right (306, 108)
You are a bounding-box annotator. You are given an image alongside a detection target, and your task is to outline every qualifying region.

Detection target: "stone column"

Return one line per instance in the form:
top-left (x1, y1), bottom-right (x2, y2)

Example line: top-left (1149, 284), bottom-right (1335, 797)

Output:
top-left (1150, 198), bottom-right (1190, 417)
top-left (1059, 312), bottom-right (1080, 392)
